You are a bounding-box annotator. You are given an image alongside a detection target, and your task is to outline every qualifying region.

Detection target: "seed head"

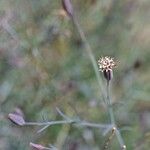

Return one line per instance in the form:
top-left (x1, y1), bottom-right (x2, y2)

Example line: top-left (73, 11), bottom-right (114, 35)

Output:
top-left (98, 56), bottom-right (116, 81)
top-left (98, 56), bottom-right (116, 72)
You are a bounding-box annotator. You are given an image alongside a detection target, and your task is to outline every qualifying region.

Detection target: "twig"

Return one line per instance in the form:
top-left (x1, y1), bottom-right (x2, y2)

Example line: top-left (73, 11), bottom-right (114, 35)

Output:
top-left (24, 108), bottom-right (111, 132)
top-left (25, 120), bottom-right (74, 126)
top-left (25, 118), bottom-right (110, 131)
top-left (71, 15), bottom-right (106, 105)
top-left (56, 107), bottom-right (71, 121)
top-left (106, 80), bottom-right (115, 125)
top-left (37, 125), bottom-right (50, 133)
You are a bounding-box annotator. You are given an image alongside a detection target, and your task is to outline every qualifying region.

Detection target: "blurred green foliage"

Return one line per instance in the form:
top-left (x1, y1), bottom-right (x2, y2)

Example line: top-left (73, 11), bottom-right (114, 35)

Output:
top-left (0, 0), bottom-right (150, 149)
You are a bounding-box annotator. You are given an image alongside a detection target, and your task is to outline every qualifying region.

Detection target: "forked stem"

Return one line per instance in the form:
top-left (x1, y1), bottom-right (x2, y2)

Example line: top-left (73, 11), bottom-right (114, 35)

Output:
top-left (70, 8), bottom-right (126, 149)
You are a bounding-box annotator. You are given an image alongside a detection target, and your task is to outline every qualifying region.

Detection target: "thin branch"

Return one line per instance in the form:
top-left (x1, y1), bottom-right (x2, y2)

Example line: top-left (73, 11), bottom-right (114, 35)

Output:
top-left (56, 107), bottom-right (71, 121)
top-left (25, 119), bottom-right (110, 130)
top-left (37, 125), bottom-right (50, 133)
top-left (77, 121), bottom-right (111, 129)
top-left (25, 120), bottom-right (74, 126)
top-left (115, 129), bottom-right (126, 150)
top-left (106, 80), bottom-right (115, 125)
top-left (71, 15), bottom-right (106, 105)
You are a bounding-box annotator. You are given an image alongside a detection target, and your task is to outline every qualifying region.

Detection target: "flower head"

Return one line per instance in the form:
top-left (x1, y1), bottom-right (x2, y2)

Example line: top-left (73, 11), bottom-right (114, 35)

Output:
top-left (98, 56), bottom-right (116, 72)
top-left (98, 56), bottom-right (116, 81)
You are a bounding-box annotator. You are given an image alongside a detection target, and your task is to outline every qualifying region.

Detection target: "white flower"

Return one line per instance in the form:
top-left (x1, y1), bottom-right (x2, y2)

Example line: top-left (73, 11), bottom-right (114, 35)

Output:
top-left (98, 56), bottom-right (116, 72)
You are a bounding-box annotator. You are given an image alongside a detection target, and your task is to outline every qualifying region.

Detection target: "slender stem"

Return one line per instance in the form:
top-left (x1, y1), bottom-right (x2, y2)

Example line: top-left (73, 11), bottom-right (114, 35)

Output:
top-left (71, 15), bottom-right (106, 104)
top-left (106, 80), bottom-right (115, 124)
top-left (25, 120), bottom-right (109, 129)
top-left (115, 129), bottom-right (125, 147)
top-left (37, 125), bottom-right (51, 133)
top-left (25, 120), bottom-right (73, 126)
top-left (76, 121), bottom-right (111, 128)
top-left (106, 80), bottom-right (126, 149)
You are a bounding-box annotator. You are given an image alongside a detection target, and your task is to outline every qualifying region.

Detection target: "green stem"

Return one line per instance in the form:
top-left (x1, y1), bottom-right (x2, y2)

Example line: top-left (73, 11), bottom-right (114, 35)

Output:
top-left (71, 15), bottom-right (106, 104)
top-left (106, 80), bottom-right (115, 124)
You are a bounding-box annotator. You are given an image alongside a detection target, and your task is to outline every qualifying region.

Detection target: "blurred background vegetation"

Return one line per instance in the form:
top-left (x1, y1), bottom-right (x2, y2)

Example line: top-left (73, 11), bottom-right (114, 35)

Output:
top-left (0, 0), bottom-right (150, 149)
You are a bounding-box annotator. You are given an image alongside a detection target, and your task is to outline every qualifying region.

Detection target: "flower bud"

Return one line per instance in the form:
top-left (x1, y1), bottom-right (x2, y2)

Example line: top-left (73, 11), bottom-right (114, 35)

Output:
top-left (62, 0), bottom-right (74, 17)
top-left (8, 113), bottom-right (25, 126)
top-left (30, 142), bottom-right (45, 150)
